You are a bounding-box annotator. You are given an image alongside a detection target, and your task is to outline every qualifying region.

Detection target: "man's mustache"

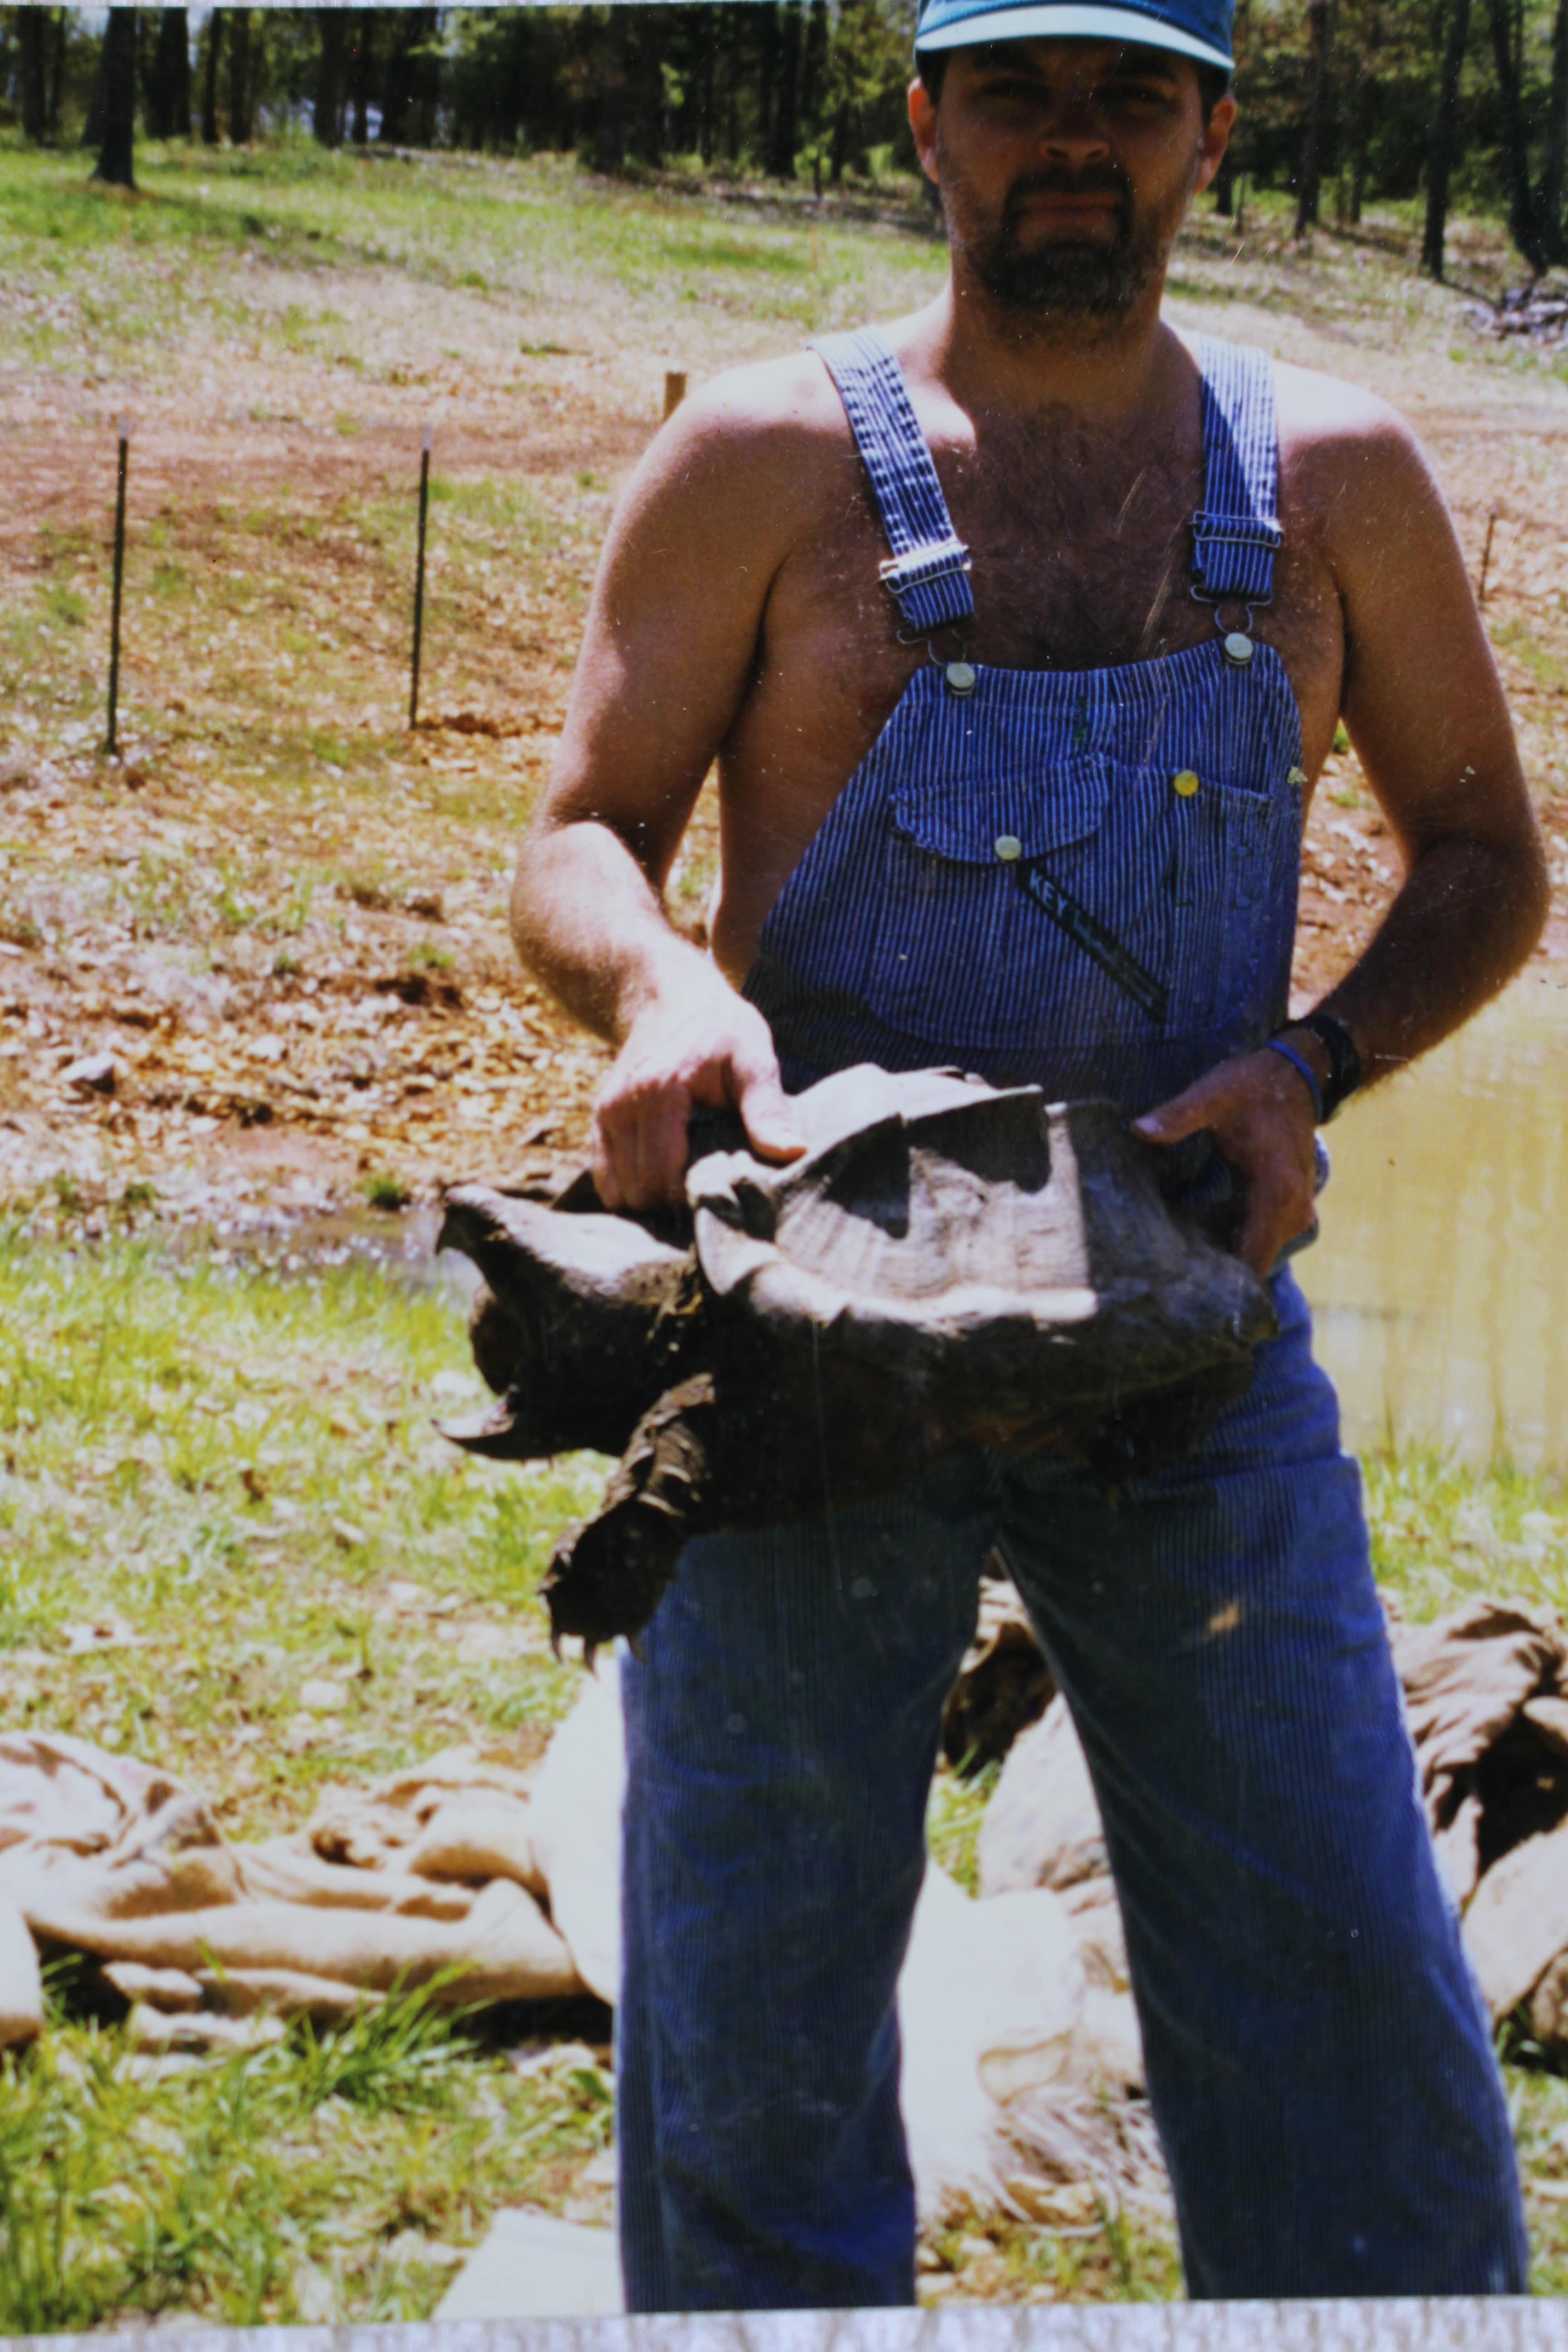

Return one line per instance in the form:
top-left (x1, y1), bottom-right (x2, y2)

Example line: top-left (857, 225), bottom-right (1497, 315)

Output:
top-left (1002, 166), bottom-right (1133, 226)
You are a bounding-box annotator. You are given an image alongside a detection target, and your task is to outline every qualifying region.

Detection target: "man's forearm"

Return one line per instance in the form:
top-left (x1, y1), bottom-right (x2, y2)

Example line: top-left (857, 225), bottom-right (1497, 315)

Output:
top-left (511, 817), bottom-right (718, 1046)
top-left (1305, 830), bottom-right (1549, 1087)
top-left (512, 814), bottom-right (802, 1208)
top-left (1135, 824), bottom-right (1548, 1274)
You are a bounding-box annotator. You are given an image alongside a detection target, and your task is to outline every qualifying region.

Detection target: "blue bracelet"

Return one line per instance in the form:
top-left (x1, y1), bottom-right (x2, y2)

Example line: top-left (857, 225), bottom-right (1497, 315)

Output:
top-left (1264, 1036), bottom-right (1325, 1125)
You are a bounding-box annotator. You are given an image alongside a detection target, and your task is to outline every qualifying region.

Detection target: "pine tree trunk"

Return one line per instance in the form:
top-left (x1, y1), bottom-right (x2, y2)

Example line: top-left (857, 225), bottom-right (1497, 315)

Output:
top-left (698, 5), bottom-right (716, 163)
top-left (1422, 0), bottom-right (1469, 274)
top-left (1211, 146), bottom-right (1236, 213)
top-left (800, 0), bottom-right (828, 138)
top-left (19, 9), bottom-right (48, 142)
top-left (314, 9), bottom-right (344, 146)
top-left (1349, 122), bottom-right (1367, 221)
top-left (379, 10), bottom-right (412, 141)
top-left (756, 2), bottom-right (779, 167)
top-left (83, 35), bottom-right (107, 150)
top-left (830, 98), bottom-right (848, 183)
top-left (1542, 0), bottom-right (1568, 264)
top-left (630, 5), bottom-right (664, 165)
top-left (201, 7), bottom-right (223, 142)
top-left (596, 6), bottom-right (627, 173)
top-left (228, 6), bottom-right (251, 144)
top-left (722, 3), bottom-right (742, 160)
top-left (1484, 0), bottom-right (1546, 266)
top-left (349, 11), bottom-right (373, 143)
top-left (46, 10), bottom-right (65, 133)
top-left (93, 7), bottom-right (138, 188)
top-left (1294, 0), bottom-right (1331, 234)
top-left (767, 0), bottom-right (802, 177)
top-left (146, 9), bottom-right (191, 138)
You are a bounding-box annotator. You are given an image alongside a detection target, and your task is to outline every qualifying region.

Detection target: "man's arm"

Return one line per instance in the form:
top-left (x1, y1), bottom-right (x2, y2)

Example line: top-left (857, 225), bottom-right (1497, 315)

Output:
top-left (1136, 382), bottom-right (1549, 1274)
top-left (512, 372), bottom-right (814, 1209)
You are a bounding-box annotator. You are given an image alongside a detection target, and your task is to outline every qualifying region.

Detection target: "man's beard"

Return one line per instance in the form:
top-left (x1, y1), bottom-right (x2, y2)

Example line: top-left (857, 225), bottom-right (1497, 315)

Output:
top-left (954, 164), bottom-right (1174, 323)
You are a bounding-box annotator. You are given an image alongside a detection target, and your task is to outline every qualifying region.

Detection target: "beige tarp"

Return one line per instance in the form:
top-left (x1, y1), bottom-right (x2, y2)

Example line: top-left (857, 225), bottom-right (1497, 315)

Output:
top-left (11, 1589), bottom-right (1568, 2216)
top-left (0, 1729), bottom-right (581, 2051)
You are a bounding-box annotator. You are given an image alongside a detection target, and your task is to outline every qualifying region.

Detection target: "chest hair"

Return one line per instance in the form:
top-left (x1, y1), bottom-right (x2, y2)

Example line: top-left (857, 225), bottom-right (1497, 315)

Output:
top-left (946, 405), bottom-right (1207, 671)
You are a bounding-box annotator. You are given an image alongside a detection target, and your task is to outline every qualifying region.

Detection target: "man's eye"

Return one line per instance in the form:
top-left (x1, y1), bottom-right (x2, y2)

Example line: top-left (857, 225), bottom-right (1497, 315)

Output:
top-left (1101, 78), bottom-right (1176, 106)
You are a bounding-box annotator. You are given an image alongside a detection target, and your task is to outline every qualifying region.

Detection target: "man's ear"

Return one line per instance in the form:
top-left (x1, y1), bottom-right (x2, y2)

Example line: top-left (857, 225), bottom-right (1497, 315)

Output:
top-left (908, 74), bottom-right (941, 185)
top-left (1194, 92), bottom-right (1237, 196)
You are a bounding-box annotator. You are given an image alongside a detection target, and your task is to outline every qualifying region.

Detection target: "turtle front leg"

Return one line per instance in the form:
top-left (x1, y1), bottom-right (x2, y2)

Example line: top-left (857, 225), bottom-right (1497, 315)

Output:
top-left (542, 1375), bottom-right (719, 1660)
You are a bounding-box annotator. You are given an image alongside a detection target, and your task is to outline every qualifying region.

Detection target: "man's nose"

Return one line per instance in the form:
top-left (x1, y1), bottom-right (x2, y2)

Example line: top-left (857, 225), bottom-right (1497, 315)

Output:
top-left (1036, 93), bottom-right (1112, 166)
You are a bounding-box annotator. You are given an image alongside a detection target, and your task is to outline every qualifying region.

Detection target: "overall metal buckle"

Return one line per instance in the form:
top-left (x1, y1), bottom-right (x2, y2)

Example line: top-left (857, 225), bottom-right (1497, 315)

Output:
top-left (1191, 586), bottom-right (1268, 670)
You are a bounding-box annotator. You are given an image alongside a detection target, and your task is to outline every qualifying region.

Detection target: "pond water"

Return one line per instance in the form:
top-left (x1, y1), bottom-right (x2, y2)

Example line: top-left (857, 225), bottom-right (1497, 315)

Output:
top-left (1297, 969), bottom-right (1568, 1472)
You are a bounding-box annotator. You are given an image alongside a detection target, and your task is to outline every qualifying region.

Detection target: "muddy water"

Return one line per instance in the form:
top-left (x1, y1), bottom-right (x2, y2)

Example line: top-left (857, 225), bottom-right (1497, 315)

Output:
top-left (1297, 971), bottom-right (1568, 1470)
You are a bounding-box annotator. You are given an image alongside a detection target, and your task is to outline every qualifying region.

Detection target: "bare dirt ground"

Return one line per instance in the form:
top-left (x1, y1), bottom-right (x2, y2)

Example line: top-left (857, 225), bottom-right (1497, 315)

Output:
top-left (1, 147), bottom-right (1566, 1237)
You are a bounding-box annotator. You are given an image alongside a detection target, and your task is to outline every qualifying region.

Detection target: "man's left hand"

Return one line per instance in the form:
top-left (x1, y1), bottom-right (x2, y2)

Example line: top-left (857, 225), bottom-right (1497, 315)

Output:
top-left (1132, 1049), bottom-right (1321, 1277)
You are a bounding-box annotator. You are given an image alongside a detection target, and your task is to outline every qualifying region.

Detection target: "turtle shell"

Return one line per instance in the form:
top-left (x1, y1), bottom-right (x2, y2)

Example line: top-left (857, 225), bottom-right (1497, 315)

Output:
top-left (440, 1065), bottom-right (1280, 1652)
top-left (688, 1065), bottom-right (1276, 1444)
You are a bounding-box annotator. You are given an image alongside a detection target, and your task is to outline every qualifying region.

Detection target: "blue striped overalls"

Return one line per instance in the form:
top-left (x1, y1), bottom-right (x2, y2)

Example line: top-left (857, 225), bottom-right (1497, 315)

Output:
top-left (617, 329), bottom-right (1526, 2308)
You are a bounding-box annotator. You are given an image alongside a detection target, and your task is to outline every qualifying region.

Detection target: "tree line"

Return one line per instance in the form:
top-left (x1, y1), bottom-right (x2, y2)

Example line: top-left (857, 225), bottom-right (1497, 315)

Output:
top-left (4, 0), bottom-right (1568, 279)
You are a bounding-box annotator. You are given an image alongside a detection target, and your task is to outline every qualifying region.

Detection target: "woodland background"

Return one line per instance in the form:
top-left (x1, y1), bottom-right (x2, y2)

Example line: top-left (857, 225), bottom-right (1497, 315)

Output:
top-left (7, 0), bottom-right (1568, 283)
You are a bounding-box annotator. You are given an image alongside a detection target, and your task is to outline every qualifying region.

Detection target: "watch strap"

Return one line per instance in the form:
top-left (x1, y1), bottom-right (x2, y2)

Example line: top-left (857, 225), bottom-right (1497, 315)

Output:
top-left (1278, 1011), bottom-right (1362, 1121)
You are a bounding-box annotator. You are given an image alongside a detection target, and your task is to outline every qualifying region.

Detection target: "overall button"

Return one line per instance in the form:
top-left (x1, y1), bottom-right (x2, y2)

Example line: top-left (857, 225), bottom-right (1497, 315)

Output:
top-left (945, 660), bottom-right (976, 698)
top-left (1288, 764), bottom-right (1308, 786)
top-left (1171, 770), bottom-right (1200, 799)
top-left (1222, 631), bottom-right (1254, 668)
top-left (994, 834), bottom-right (1022, 863)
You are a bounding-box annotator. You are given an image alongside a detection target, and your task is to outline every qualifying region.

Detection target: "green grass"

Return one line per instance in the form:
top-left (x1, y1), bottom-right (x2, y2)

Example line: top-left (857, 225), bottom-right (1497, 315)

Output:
top-left (0, 1974), bottom-right (613, 2332)
top-left (1490, 614), bottom-right (1568, 693)
top-left (927, 1758), bottom-right (1000, 1896)
top-left (0, 143), bottom-right (947, 387)
top-left (10, 1221), bottom-right (1568, 2310)
top-left (1365, 1444), bottom-right (1568, 1623)
top-left (0, 1224), bottom-right (599, 1829)
top-left (0, 1229), bottom-right (618, 2329)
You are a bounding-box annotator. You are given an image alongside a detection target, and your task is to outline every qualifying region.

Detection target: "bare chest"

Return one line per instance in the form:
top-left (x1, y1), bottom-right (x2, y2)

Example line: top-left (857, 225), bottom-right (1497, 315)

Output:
top-left (710, 424), bottom-right (1344, 978)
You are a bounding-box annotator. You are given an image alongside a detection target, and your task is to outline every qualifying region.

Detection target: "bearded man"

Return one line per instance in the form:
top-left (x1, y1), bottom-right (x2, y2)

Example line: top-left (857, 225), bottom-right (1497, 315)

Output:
top-left (512, 0), bottom-right (1546, 2308)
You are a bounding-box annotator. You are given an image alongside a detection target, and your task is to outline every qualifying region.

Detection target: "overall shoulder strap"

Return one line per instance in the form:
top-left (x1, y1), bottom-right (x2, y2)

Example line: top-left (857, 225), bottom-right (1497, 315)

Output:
top-left (811, 327), bottom-right (975, 634)
top-left (1191, 336), bottom-right (1283, 604)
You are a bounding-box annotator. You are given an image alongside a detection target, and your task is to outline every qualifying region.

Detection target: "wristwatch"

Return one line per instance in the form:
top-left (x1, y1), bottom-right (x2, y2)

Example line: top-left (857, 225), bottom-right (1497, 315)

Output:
top-left (1274, 1010), bottom-right (1363, 1122)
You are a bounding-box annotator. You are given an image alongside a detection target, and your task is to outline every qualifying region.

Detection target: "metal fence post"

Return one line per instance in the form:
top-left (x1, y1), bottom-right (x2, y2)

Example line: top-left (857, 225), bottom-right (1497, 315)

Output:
top-left (106, 415), bottom-right (132, 756)
top-left (410, 423), bottom-right (432, 728)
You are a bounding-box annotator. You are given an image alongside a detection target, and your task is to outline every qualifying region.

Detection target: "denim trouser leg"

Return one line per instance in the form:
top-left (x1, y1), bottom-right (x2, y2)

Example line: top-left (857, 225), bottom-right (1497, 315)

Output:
top-left (617, 1273), bottom-right (1527, 2308)
top-left (995, 1272), bottom-right (1527, 2298)
top-left (618, 1455), bottom-right (993, 2310)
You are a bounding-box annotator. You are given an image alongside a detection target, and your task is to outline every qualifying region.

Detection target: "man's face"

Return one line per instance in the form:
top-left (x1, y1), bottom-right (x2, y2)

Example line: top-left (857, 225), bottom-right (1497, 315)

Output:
top-left (909, 39), bottom-right (1234, 326)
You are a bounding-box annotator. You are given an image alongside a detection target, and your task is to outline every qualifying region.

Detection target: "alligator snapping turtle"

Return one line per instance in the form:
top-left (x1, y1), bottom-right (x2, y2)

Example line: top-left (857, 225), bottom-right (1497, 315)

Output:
top-left (437, 1065), bottom-right (1277, 1656)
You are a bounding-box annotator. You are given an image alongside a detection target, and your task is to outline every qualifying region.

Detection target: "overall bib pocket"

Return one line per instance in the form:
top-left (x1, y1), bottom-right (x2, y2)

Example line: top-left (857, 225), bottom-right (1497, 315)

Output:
top-left (1206, 764), bottom-right (1304, 1045)
top-left (863, 758), bottom-right (1192, 1055)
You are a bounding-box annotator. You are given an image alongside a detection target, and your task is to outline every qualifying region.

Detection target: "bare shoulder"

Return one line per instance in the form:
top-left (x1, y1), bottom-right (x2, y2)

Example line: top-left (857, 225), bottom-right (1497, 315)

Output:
top-left (676, 345), bottom-right (850, 438)
top-left (1274, 359), bottom-right (1437, 523)
top-left (1274, 356), bottom-right (1408, 449)
top-left (622, 345), bottom-right (857, 520)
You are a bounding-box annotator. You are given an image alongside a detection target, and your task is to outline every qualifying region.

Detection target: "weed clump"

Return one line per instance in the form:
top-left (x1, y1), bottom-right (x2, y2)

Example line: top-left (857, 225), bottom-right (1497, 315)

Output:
top-left (361, 1170), bottom-right (411, 1212)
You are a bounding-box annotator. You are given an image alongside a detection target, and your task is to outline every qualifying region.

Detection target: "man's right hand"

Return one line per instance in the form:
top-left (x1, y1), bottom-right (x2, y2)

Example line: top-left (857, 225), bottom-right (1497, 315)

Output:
top-left (591, 980), bottom-right (806, 1211)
